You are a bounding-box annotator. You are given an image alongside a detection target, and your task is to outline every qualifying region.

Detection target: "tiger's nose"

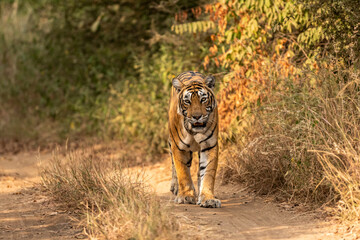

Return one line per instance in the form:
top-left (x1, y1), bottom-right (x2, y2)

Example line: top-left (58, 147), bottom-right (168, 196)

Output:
top-left (193, 115), bottom-right (202, 120)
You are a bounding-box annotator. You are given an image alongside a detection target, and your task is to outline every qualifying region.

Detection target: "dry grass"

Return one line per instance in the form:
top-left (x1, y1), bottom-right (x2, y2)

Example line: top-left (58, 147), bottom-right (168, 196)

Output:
top-left (41, 145), bottom-right (180, 239)
top-left (309, 70), bottom-right (360, 221)
top-left (222, 65), bottom-right (360, 221)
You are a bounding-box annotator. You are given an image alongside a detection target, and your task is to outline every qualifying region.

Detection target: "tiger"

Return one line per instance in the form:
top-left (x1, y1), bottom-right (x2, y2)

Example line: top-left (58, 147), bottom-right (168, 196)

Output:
top-left (168, 71), bottom-right (221, 208)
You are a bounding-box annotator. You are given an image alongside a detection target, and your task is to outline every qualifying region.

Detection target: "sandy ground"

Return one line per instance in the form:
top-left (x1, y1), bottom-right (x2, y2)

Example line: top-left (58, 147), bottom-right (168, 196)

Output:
top-left (0, 152), bottom-right (85, 240)
top-left (0, 151), bottom-right (354, 240)
top-left (134, 160), bottom-right (350, 240)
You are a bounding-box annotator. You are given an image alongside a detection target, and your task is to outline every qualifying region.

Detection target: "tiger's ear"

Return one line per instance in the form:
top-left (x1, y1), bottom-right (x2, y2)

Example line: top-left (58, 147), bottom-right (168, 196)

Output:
top-left (205, 75), bottom-right (215, 89)
top-left (172, 78), bottom-right (183, 92)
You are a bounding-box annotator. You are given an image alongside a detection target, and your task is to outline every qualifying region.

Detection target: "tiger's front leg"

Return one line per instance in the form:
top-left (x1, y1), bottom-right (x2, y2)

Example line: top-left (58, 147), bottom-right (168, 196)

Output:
top-left (170, 156), bottom-right (179, 196)
top-left (197, 144), bottom-right (221, 208)
top-left (171, 147), bottom-right (196, 204)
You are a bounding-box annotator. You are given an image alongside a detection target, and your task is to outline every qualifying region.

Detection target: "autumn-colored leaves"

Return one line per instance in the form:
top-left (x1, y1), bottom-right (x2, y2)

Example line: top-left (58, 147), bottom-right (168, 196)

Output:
top-left (173, 1), bottom-right (318, 132)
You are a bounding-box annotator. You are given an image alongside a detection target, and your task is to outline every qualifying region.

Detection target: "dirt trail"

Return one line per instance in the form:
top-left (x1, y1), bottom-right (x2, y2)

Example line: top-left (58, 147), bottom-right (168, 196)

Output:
top-left (137, 160), bottom-right (344, 240)
top-left (0, 152), bottom-right (84, 240)
top-left (0, 151), bottom-right (347, 240)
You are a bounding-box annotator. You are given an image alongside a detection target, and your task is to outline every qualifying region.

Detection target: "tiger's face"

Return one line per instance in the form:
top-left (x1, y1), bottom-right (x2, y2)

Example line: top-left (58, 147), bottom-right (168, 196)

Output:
top-left (173, 76), bottom-right (216, 134)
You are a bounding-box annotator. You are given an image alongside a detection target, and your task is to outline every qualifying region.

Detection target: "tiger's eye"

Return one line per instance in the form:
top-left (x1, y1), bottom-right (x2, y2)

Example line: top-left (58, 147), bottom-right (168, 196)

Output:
top-left (184, 100), bottom-right (191, 105)
top-left (201, 98), bottom-right (208, 103)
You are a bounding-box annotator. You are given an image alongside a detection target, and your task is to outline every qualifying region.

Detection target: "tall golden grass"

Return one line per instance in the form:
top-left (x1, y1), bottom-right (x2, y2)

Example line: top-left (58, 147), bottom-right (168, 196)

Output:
top-left (310, 69), bottom-right (360, 221)
top-left (41, 146), bottom-right (180, 239)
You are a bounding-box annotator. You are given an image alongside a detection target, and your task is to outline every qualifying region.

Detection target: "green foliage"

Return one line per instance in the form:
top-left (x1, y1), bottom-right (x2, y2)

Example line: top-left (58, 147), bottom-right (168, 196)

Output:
top-left (0, 1), bottom-right (55, 142)
top-left (300, 0), bottom-right (360, 64)
top-left (211, 0), bottom-right (326, 70)
top-left (171, 20), bottom-right (216, 34)
top-left (0, 0), bottom-right (206, 151)
top-left (215, 0), bottom-right (360, 67)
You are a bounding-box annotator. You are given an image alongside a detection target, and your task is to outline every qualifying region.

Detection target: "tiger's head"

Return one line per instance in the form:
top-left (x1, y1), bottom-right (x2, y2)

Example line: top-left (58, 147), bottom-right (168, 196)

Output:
top-left (172, 75), bottom-right (216, 134)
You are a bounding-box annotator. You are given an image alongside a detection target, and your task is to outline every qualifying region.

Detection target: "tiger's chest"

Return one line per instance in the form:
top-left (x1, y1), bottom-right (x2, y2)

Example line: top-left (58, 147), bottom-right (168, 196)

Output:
top-left (177, 127), bottom-right (217, 152)
top-left (177, 133), bottom-right (200, 152)
top-left (193, 131), bottom-right (217, 149)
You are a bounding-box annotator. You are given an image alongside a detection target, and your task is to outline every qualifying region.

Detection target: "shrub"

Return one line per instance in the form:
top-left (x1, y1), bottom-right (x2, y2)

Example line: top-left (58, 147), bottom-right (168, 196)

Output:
top-left (223, 63), bottom-right (360, 220)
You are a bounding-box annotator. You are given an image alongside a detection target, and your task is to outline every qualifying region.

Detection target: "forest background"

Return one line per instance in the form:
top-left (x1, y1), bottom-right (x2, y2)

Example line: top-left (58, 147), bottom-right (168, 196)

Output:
top-left (1, 0), bottom-right (360, 235)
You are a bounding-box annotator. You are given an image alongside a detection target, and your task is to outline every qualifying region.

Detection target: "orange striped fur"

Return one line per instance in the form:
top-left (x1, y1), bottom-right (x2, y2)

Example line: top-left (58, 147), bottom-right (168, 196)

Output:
top-left (168, 71), bottom-right (221, 208)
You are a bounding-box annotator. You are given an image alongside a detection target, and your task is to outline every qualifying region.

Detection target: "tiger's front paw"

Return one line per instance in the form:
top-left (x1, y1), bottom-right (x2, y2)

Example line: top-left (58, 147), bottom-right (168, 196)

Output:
top-left (197, 195), bottom-right (221, 208)
top-left (174, 192), bottom-right (196, 204)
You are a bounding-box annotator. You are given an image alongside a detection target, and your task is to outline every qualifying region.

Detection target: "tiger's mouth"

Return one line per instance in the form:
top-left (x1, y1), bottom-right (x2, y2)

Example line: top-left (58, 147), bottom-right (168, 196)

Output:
top-left (191, 122), bottom-right (206, 129)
